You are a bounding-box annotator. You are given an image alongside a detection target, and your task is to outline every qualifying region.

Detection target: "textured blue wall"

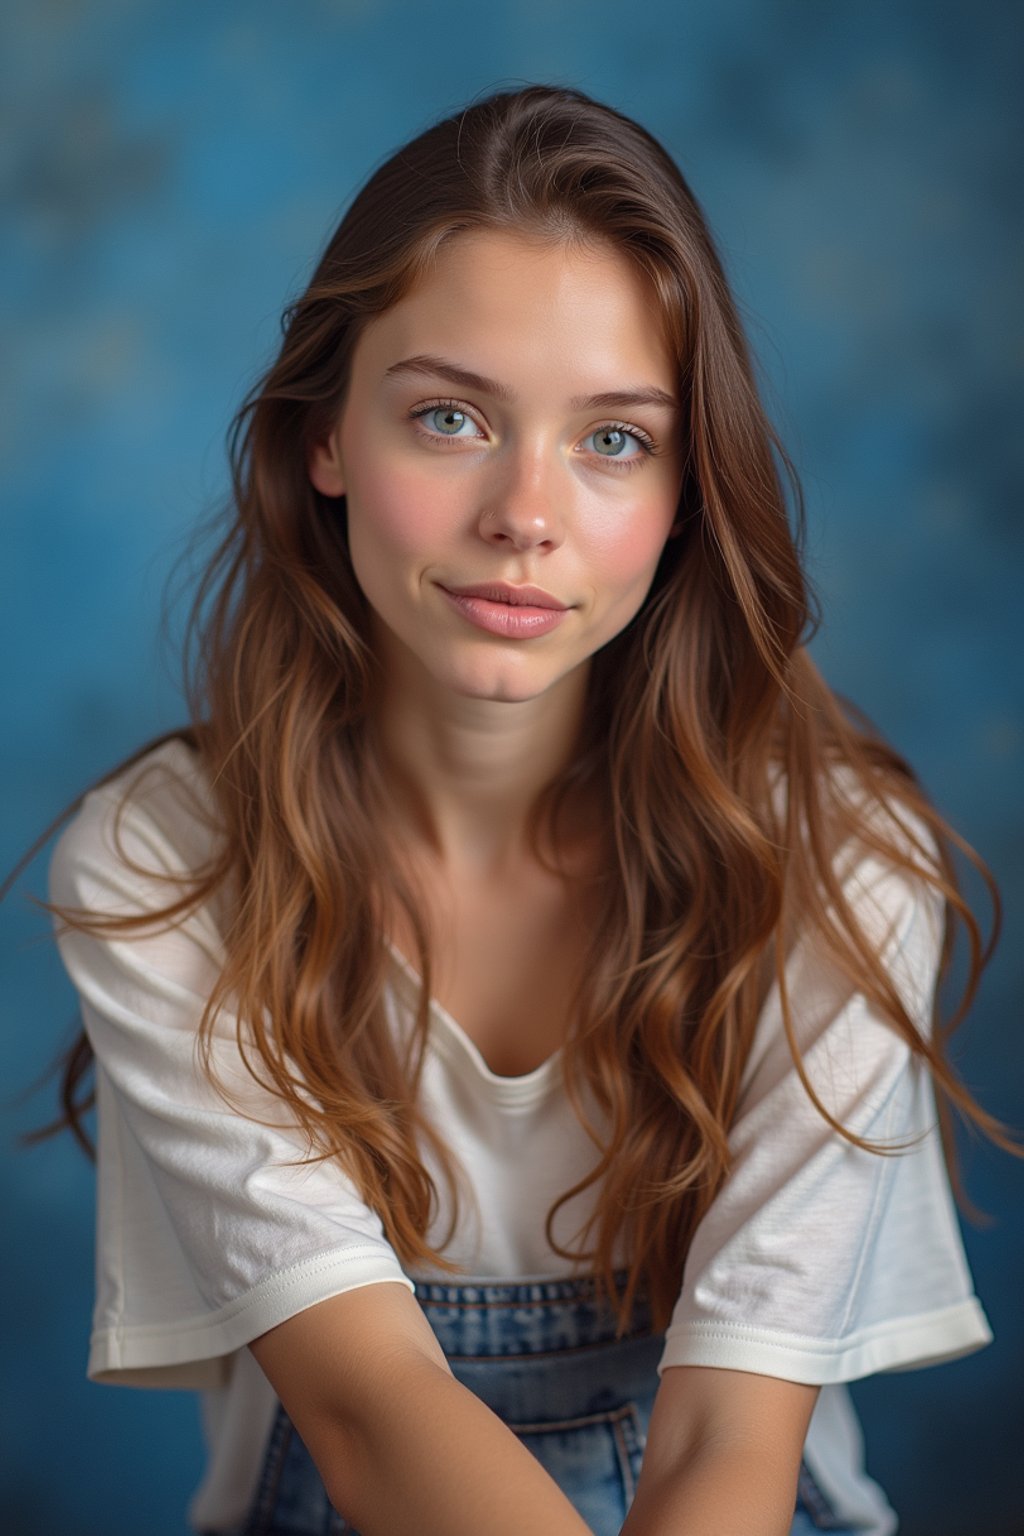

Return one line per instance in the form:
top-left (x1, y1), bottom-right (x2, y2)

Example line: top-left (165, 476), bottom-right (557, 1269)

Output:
top-left (2, 3), bottom-right (1021, 1533)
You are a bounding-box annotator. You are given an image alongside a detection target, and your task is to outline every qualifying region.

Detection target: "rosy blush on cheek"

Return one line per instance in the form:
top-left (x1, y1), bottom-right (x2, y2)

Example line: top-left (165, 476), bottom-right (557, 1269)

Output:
top-left (574, 512), bottom-right (678, 639)
top-left (606, 526), bottom-right (669, 576)
top-left (347, 464), bottom-right (455, 555)
top-left (596, 513), bottom-right (676, 585)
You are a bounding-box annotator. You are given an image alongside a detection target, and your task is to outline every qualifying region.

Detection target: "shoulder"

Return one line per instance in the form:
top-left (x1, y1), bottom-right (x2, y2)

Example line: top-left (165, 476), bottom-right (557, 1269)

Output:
top-left (48, 736), bottom-right (226, 914)
top-left (760, 760), bottom-right (948, 1056)
top-left (770, 757), bottom-right (944, 927)
top-left (827, 764), bottom-right (945, 956)
top-left (47, 738), bottom-right (234, 1026)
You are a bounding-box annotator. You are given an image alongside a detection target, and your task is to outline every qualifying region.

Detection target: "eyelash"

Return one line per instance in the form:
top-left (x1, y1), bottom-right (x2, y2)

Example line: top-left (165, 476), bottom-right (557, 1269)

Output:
top-left (407, 398), bottom-right (659, 471)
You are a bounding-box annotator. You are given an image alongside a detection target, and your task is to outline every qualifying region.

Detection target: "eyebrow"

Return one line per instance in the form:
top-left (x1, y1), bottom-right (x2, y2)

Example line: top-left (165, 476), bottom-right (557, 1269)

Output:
top-left (383, 353), bottom-right (679, 413)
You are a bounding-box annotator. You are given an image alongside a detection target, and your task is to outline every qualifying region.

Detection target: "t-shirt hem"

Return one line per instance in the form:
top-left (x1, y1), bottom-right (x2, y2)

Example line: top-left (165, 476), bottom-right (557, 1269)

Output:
top-left (88, 1247), bottom-right (413, 1388)
top-left (657, 1296), bottom-right (992, 1383)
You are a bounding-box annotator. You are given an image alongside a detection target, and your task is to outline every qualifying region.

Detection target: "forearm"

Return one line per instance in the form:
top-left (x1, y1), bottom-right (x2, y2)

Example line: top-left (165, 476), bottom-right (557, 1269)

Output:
top-left (317, 1352), bottom-right (593, 1536)
top-left (619, 1435), bottom-right (798, 1536)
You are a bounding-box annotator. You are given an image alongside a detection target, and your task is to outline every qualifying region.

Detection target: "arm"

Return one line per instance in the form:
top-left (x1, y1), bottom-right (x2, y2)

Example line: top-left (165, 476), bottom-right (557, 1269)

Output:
top-left (250, 1280), bottom-right (594, 1536)
top-left (619, 1365), bottom-right (820, 1536)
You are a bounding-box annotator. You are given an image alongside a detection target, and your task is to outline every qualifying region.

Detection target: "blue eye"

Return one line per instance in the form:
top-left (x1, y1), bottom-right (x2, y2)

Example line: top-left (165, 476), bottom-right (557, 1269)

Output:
top-left (430, 407), bottom-right (468, 434)
top-left (413, 403), bottom-right (482, 438)
top-left (586, 425), bottom-right (655, 464)
top-left (591, 427), bottom-right (635, 457)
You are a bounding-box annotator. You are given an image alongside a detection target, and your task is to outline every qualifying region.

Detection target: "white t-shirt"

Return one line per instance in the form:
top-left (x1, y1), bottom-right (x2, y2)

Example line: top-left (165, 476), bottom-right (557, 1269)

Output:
top-left (48, 738), bottom-right (993, 1534)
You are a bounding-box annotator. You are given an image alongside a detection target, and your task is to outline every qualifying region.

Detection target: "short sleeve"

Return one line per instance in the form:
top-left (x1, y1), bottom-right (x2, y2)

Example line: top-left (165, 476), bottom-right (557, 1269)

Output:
top-left (658, 829), bottom-right (993, 1385)
top-left (48, 744), bottom-right (412, 1391)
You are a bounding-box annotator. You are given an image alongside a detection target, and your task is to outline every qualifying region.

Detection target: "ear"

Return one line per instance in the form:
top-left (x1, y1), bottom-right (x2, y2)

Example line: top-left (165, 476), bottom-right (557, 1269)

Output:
top-left (308, 428), bottom-right (346, 498)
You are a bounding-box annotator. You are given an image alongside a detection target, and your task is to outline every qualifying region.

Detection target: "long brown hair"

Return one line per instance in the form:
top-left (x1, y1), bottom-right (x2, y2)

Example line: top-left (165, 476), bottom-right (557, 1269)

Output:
top-left (14, 84), bottom-right (1019, 1332)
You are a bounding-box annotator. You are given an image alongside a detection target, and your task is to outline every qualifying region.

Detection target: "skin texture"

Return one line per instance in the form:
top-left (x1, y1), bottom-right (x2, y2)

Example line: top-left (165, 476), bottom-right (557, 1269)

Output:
top-left (250, 231), bottom-right (822, 1534)
top-left (619, 1363), bottom-right (819, 1535)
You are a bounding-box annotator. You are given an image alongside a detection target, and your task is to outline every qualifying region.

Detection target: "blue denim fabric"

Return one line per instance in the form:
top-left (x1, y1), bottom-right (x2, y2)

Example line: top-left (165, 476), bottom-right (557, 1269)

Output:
top-left (215, 1272), bottom-right (857, 1536)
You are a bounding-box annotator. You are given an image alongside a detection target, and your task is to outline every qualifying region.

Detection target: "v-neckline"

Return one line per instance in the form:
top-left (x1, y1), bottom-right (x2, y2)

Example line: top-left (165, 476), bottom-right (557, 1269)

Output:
top-left (383, 937), bottom-right (563, 1086)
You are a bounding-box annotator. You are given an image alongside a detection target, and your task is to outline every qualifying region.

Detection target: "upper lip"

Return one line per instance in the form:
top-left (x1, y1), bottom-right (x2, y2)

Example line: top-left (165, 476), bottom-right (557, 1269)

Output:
top-left (440, 581), bottom-right (569, 610)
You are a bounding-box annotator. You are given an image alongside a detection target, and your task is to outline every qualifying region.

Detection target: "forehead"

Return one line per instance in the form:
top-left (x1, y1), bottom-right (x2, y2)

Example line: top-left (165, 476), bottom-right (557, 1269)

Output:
top-left (350, 228), bottom-right (676, 395)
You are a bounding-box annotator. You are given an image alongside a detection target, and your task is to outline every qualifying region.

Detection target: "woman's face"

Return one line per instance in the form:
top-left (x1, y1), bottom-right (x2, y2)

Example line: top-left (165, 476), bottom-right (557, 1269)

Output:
top-left (309, 228), bottom-right (685, 706)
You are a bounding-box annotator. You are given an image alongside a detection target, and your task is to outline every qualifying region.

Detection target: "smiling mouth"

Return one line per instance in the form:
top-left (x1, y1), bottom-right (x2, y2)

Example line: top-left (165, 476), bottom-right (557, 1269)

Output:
top-left (439, 581), bottom-right (569, 610)
top-left (437, 584), bottom-right (571, 637)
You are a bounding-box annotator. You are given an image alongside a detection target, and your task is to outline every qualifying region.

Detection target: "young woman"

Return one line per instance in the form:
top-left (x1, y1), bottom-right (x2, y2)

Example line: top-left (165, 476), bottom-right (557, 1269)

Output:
top-left (27, 83), bottom-right (1017, 1536)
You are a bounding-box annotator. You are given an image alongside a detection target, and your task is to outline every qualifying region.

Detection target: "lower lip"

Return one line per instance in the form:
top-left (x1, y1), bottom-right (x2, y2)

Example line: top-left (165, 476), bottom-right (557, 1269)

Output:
top-left (439, 587), bottom-right (569, 638)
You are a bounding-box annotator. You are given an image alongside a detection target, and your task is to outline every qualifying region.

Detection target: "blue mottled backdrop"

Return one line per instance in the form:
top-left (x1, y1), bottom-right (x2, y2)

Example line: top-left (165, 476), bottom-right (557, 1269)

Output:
top-left (2, 2), bottom-right (1021, 1533)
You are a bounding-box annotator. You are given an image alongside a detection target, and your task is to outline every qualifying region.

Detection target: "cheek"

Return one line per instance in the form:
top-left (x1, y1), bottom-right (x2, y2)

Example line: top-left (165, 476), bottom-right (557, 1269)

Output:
top-left (345, 456), bottom-right (461, 558)
top-left (604, 526), bottom-right (670, 582)
top-left (584, 493), bottom-right (677, 591)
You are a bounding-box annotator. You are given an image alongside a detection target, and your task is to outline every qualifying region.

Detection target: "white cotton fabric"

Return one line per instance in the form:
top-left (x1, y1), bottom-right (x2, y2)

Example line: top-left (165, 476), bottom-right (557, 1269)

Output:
top-left (48, 738), bottom-right (992, 1535)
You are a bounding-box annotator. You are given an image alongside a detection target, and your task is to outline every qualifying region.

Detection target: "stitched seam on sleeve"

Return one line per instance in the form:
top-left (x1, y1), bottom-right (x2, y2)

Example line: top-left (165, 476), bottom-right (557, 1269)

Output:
top-left (665, 1297), bottom-right (981, 1354)
top-left (102, 1246), bottom-right (408, 1343)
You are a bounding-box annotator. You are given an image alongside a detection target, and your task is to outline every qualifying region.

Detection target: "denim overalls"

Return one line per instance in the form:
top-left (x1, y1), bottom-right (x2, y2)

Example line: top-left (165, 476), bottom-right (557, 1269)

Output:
top-left (217, 1272), bottom-right (856, 1535)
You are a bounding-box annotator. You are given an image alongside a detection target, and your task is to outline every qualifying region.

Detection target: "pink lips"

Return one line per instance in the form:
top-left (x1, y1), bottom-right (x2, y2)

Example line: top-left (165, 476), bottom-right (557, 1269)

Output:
top-left (438, 581), bottom-right (571, 638)
top-left (442, 581), bottom-right (568, 610)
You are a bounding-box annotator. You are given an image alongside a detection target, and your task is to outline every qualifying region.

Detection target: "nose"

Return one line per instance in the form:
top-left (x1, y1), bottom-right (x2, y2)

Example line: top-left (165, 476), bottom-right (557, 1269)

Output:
top-left (476, 442), bottom-right (566, 552)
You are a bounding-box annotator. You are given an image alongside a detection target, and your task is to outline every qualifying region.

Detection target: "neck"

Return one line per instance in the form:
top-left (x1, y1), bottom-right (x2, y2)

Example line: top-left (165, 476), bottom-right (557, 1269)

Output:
top-left (368, 659), bottom-right (594, 881)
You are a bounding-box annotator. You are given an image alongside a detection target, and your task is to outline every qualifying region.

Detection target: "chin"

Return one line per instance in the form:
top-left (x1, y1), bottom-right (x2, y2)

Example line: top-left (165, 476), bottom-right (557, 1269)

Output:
top-left (451, 676), bottom-right (551, 705)
top-left (442, 657), bottom-right (561, 705)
